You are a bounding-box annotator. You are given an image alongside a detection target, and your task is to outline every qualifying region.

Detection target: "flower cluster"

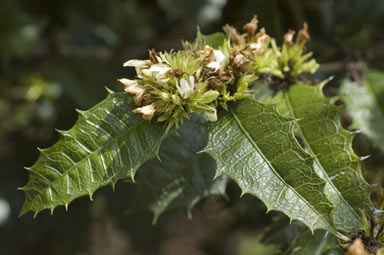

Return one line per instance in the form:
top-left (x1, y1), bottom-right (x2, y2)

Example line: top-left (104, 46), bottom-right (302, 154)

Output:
top-left (120, 16), bottom-right (319, 132)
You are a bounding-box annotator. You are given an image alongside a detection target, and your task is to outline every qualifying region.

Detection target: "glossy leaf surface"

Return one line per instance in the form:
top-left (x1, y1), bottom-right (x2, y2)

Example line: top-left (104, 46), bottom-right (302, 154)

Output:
top-left (20, 91), bottom-right (165, 216)
top-left (204, 98), bottom-right (335, 232)
top-left (283, 83), bottom-right (371, 231)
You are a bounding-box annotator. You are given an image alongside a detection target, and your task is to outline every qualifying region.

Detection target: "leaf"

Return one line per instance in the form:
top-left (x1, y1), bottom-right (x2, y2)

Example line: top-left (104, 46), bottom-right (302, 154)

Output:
top-left (340, 71), bottom-right (384, 154)
top-left (196, 28), bottom-right (225, 49)
top-left (132, 116), bottom-right (227, 223)
top-left (20, 90), bottom-right (166, 216)
top-left (287, 230), bottom-right (341, 255)
top-left (282, 83), bottom-right (371, 231)
top-left (203, 98), bottom-right (335, 233)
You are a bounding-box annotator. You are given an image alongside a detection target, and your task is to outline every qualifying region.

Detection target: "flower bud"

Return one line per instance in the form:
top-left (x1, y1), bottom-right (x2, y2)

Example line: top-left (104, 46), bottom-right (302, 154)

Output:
top-left (123, 59), bottom-right (151, 78)
top-left (200, 90), bottom-right (220, 104)
top-left (297, 23), bottom-right (310, 44)
top-left (132, 103), bottom-right (156, 120)
top-left (171, 94), bottom-right (182, 105)
top-left (204, 108), bottom-right (218, 122)
top-left (284, 30), bottom-right (295, 46)
top-left (159, 92), bottom-right (171, 101)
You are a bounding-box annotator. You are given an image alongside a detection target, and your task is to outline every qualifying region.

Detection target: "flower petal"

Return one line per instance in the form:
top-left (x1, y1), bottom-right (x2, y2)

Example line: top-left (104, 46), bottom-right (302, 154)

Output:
top-left (132, 104), bottom-right (156, 120)
top-left (204, 108), bottom-right (218, 122)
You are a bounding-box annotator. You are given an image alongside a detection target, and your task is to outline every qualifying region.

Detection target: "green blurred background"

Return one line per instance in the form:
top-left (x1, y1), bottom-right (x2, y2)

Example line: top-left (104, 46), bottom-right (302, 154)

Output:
top-left (1, 0), bottom-right (383, 254)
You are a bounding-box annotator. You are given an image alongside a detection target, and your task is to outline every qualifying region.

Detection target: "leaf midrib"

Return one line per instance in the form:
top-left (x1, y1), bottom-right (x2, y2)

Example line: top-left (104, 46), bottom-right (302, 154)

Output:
top-left (283, 90), bottom-right (360, 221)
top-left (28, 115), bottom-right (153, 208)
top-left (229, 105), bottom-right (331, 229)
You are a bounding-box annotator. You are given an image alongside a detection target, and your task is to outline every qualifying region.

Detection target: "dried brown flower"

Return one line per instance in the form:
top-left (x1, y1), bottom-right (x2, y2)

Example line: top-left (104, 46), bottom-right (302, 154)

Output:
top-left (297, 22), bottom-right (310, 44)
top-left (243, 15), bottom-right (259, 40)
top-left (284, 29), bottom-right (296, 46)
top-left (222, 24), bottom-right (246, 45)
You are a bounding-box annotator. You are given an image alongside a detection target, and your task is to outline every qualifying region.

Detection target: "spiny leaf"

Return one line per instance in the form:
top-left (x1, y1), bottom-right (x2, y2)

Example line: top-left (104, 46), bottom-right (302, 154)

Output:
top-left (203, 98), bottom-right (335, 233)
top-left (20, 91), bottom-right (166, 216)
top-left (287, 230), bottom-right (341, 255)
top-left (340, 71), bottom-right (384, 154)
top-left (132, 116), bottom-right (227, 223)
top-left (282, 83), bottom-right (371, 232)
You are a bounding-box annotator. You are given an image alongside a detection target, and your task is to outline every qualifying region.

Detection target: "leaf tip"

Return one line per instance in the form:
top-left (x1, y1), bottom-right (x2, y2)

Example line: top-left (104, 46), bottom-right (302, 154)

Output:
top-left (111, 181), bottom-right (116, 191)
top-left (319, 76), bottom-right (335, 89)
top-left (75, 108), bottom-right (86, 116)
top-left (351, 129), bottom-right (362, 135)
top-left (154, 152), bottom-right (161, 162)
top-left (213, 173), bottom-right (220, 181)
top-left (18, 205), bottom-right (30, 218)
top-left (359, 155), bottom-right (371, 161)
top-left (105, 87), bottom-right (114, 95)
top-left (64, 204), bottom-right (69, 211)
top-left (55, 128), bottom-right (67, 136)
top-left (17, 186), bottom-right (26, 191)
top-left (197, 148), bottom-right (207, 154)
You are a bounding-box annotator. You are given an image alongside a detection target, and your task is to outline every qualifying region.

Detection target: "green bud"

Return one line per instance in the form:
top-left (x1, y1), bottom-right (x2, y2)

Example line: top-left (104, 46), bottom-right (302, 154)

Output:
top-left (199, 90), bottom-right (220, 104)
top-left (157, 114), bottom-right (169, 122)
top-left (233, 92), bottom-right (250, 100)
top-left (171, 94), bottom-right (182, 105)
top-left (160, 92), bottom-right (171, 101)
top-left (236, 74), bottom-right (257, 94)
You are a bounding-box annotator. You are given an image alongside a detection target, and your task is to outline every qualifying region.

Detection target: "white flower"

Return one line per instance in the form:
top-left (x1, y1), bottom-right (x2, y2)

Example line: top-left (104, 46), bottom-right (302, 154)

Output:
top-left (206, 50), bottom-right (227, 71)
top-left (119, 78), bottom-right (147, 104)
top-left (142, 63), bottom-right (171, 82)
top-left (132, 103), bottom-right (156, 120)
top-left (204, 108), bottom-right (217, 122)
top-left (118, 78), bottom-right (137, 89)
top-left (123, 59), bottom-right (151, 78)
top-left (176, 75), bottom-right (195, 99)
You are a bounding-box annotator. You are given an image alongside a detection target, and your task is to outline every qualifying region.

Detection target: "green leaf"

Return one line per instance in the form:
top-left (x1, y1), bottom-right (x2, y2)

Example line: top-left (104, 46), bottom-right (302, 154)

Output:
top-left (287, 230), bottom-right (341, 255)
top-left (340, 71), bottom-right (384, 154)
top-left (20, 91), bottom-right (166, 216)
top-left (196, 28), bottom-right (225, 49)
top-left (203, 98), bottom-right (335, 233)
top-left (282, 83), bottom-right (371, 231)
top-left (132, 116), bottom-right (227, 223)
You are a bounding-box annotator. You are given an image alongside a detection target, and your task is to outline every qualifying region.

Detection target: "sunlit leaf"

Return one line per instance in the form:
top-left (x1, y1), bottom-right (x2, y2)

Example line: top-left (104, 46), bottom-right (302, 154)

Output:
top-left (281, 83), bottom-right (371, 231)
top-left (204, 98), bottom-right (335, 233)
top-left (20, 91), bottom-right (166, 216)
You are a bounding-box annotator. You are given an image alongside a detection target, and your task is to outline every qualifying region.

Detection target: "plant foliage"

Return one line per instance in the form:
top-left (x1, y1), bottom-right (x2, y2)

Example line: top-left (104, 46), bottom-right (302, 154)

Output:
top-left (19, 15), bottom-right (381, 254)
top-left (20, 91), bottom-right (165, 216)
top-left (340, 70), bottom-right (384, 154)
